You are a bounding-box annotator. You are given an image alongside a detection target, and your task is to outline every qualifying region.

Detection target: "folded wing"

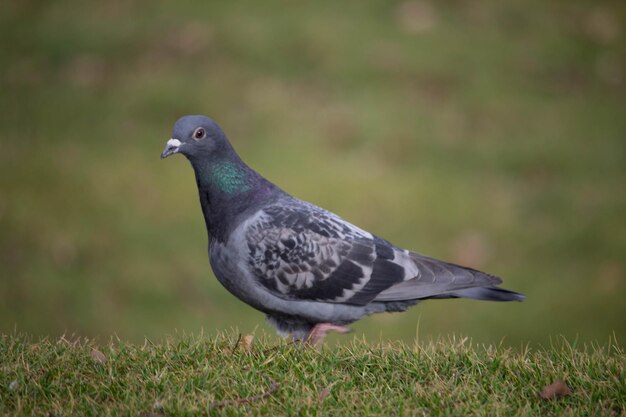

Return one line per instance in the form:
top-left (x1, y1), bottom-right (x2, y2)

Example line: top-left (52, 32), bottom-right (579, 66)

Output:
top-left (245, 199), bottom-right (522, 305)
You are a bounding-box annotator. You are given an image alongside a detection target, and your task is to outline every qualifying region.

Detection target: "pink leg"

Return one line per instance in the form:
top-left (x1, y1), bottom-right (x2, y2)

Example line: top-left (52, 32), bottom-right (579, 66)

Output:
top-left (306, 323), bottom-right (351, 346)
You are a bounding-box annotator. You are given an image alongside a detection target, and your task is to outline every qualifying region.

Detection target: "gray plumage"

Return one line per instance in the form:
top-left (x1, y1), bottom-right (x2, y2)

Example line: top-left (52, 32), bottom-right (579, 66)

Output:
top-left (161, 115), bottom-right (524, 340)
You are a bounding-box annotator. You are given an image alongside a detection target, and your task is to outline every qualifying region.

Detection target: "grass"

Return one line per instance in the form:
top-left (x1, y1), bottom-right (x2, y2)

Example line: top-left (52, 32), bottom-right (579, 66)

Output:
top-left (1, 0), bottom-right (625, 345)
top-left (1, 332), bottom-right (623, 416)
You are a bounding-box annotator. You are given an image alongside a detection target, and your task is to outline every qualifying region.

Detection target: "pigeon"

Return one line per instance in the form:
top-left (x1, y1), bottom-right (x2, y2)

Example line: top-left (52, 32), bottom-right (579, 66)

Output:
top-left (161, 115), bottom-right (524, 344)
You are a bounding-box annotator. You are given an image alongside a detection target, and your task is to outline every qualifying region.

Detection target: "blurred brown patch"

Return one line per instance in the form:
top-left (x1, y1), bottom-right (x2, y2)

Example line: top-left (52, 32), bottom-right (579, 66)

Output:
top-left (452, 231), bottom-right (491, 269)
top-left (459, 0), bottom-right (491, 25)
top-left (244, 77), bottom-right (290, 112)
top-left (415, 381), bottom-right (425, 396)
top-left (377, 130), bottom-right (420, 166)
top-left (242, 334), bottom-right (254, 352)
top-left (394, 1), bottom-right (439, 34)
top-left (164, 23), bottom-right (214, 57)
top-left (138, 22), bottom-right (214, 68)
top-left (540, 379), bottom-right (572, 400)
top-left (437, 107), bottom-right (468, 145)
top-left (318, 386), bottom-right (331, 402)
top-left (63, 55), bottom-right (107, 88)
top-left (1, 240), bottom-right (26, 271)
top-left (49, 236), bottom-right (78, 269)
top-left (90, 348), bottom-right (107, 364)
top-left (597, 261), bottom-right (624, 294)
top-left (594, 54), bottom-right (624, 87)
top-left (408, 73), bottom-right (459, 105)
top-left (545, 67), bottom-right (591, 95)
top-left (320, 104), bottom-right (360, 151)
top-left (5, 58), bottom-right (44, 86)
top-left (367, 41), bottom-right (406, 74)
top-left (584, 8), bottom-right (621, 44)
top-left (152, 400), bottom-right (164, 413)
top-left (0, 194), bottom-right (6, 222)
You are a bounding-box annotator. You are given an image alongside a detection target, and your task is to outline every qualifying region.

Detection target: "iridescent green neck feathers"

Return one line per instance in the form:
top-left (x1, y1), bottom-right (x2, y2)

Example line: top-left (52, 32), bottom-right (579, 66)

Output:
top-left (202, 160), bottom-right (252, 195)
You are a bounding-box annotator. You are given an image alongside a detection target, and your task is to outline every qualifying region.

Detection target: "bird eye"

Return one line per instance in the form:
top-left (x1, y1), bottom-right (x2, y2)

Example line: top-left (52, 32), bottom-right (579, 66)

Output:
top-left (193, 127), bottom-right (206, 140)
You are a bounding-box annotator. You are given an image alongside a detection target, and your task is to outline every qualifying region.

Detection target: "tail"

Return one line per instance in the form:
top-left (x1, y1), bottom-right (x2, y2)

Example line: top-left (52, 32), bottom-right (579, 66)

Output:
top-left (374, 252), bottom-right (525, 303)
top-left (430, 286), bottom-right (525, 302)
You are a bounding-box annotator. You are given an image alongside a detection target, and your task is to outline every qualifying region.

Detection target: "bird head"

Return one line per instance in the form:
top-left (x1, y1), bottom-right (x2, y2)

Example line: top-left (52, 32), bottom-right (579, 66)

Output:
top-left (160, 115), bottom-right (230, 160)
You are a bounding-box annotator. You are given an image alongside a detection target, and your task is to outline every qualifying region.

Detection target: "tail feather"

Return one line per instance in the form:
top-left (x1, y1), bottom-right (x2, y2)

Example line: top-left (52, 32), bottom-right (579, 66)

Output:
top-left (374, 252), bottom-right (525, 303)
top-left (433, 286), bottom-right (525, 302)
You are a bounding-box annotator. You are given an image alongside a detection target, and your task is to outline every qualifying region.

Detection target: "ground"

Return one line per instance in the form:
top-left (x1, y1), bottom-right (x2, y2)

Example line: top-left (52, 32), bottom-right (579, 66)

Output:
top-left (1, 332), bottom-right (623, 416)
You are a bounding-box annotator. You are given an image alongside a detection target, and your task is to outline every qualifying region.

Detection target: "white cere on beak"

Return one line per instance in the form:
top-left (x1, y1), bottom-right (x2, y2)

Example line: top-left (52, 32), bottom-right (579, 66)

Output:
top-left (167, 138), bottom-right (182, 147)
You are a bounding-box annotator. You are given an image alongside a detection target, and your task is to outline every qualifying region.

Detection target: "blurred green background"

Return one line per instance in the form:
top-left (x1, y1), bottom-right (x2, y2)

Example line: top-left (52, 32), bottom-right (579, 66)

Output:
top-left (1, 0), bottom-right (624, 347)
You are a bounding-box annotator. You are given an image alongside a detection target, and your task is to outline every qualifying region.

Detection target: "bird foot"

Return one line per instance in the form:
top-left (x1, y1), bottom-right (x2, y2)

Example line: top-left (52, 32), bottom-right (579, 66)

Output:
top-left (306, 323), bottom-right (351, 346)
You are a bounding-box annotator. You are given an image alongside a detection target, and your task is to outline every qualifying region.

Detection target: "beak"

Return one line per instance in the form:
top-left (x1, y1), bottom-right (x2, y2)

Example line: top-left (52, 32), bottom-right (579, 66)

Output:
top-left (161, 138), bottom-right (182, 159)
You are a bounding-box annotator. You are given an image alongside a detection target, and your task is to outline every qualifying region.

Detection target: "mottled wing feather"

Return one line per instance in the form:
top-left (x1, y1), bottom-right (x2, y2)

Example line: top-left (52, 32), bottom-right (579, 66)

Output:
top-left (246, 201), bottom-right (411, 305)
top-left (245, 199), bottom-right (503, 305)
